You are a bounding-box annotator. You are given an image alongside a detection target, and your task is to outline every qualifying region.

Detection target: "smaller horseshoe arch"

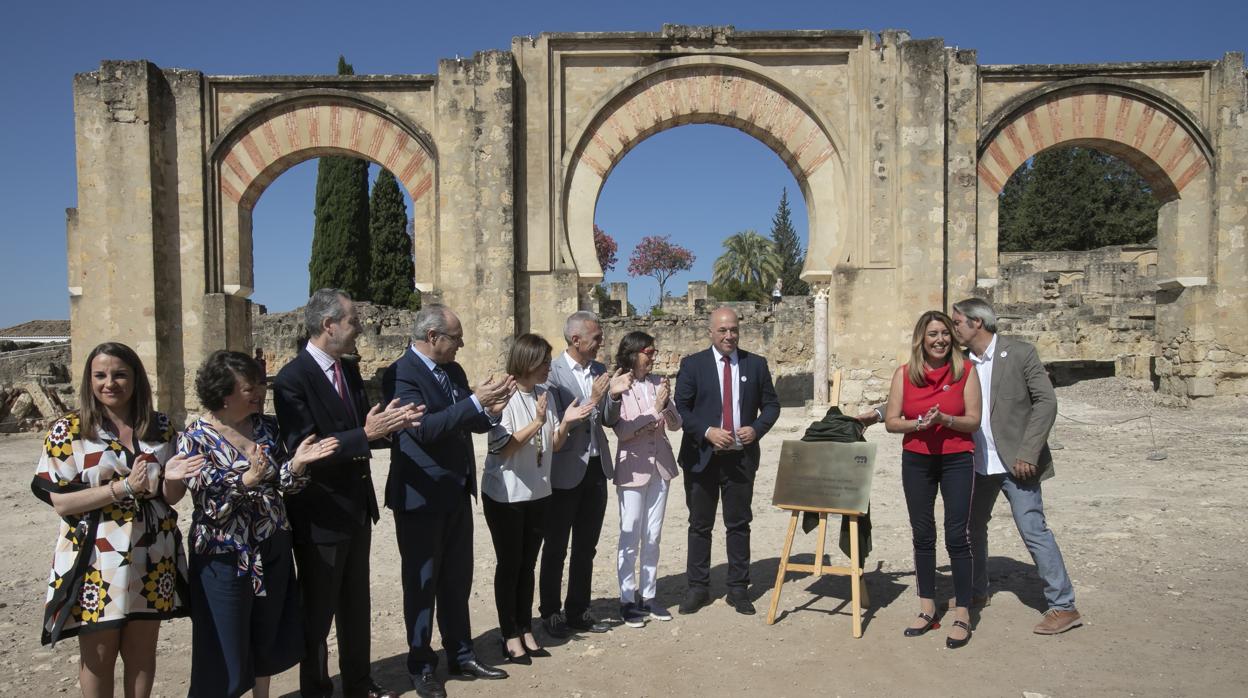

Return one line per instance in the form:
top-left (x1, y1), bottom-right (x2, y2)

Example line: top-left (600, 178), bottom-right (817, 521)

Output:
top-left (208, 91), bottom-right (438, 297)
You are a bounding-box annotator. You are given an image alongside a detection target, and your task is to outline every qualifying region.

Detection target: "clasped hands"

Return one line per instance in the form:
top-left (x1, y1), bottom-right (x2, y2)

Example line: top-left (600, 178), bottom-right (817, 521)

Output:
top-left (705, 425), bottom-right (756, 449)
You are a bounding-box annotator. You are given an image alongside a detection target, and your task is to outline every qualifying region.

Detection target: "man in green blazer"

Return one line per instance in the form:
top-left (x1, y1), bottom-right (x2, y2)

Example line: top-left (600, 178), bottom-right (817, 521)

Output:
top-left (951, 297), bottom-right (1082, 635)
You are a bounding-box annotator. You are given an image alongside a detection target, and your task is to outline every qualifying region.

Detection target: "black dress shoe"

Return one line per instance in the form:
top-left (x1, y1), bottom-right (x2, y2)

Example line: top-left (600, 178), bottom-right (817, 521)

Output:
top-left (447, 658), bottom-right (509, 680)
top-left (499, 638), bottom-right (532, 665)
top-left (725, 591), bottom-right (756, 616)
top-left (542, 611), bottom-right (573, 639)
top-left (410, 673), bottom-right (447, 698)
top-left (679, 587), bottom-right (711, 614)
top-left (565, 611), bottom-right (610, 633)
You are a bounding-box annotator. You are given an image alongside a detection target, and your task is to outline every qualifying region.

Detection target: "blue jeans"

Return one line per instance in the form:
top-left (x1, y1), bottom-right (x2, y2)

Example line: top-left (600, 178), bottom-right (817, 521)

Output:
top-left (970, 472), bottom-right (1076, 611)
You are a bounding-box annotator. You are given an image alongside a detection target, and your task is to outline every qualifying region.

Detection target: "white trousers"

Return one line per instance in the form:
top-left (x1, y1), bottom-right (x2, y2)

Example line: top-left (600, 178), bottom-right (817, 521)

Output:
top-left (616, 477), bottom-right (670, 603)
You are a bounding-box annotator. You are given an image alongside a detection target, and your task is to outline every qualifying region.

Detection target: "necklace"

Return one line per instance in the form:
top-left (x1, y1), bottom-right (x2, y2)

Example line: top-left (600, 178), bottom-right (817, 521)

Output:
top-left (516, 390), bottom-right (545, 461)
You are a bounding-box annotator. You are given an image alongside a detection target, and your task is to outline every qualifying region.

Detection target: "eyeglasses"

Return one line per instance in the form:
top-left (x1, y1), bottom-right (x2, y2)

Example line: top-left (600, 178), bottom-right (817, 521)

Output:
top-left (436, 332), bottom-right (464, 345)
top-left (639, 347), bottom-right (657, 356)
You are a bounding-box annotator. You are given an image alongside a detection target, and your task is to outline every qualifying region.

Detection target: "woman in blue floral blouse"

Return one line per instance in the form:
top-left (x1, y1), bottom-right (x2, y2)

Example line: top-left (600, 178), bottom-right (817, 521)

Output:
top-left (31, 342), bottom-right (203, 698)
top-left (180, 350), bottom-right (338, 698)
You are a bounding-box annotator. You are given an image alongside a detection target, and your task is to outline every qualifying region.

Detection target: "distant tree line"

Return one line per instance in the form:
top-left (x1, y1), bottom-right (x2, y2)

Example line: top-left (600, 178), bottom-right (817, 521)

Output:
top-left (998, 146), bottom-right (1160, 252)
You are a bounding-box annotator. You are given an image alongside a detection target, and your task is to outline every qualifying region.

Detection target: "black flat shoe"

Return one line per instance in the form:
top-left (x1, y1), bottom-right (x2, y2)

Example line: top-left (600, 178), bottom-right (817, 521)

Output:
top-left (903, 611), bottom-right (941, 637)
top-left (946, 619), bottom-right (972, 649)
top-left (499, 639), bottom-right (531, 665)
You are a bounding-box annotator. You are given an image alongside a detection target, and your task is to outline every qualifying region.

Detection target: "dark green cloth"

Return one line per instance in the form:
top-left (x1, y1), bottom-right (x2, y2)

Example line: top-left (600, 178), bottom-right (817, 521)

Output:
top-left (799, 407), bottom-right (873, 562)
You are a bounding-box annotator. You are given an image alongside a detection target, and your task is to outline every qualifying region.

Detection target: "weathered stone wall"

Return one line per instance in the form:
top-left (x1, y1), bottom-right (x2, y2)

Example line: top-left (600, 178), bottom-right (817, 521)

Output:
top-left (0, 345), bottom-right (74, 432)
top-left (66, 32), bottom-right (1248, 420)
top-left (987, 245), bottom-right (1158, 378)
top-left (597, 297), bottom-right (815, 406)
top-left (249, 303), bottom-right (417, 411)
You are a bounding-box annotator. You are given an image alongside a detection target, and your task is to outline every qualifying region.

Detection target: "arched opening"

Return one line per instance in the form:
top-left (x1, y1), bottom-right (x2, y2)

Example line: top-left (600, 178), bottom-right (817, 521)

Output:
top-left (977, 82), bottom-right (1215, 391)
top-left (202, 95), bottom-right (437, 367)
top-left (561, 60), bottom-right (848, 289)
top-left (564, 61), bottom-right (848, 409)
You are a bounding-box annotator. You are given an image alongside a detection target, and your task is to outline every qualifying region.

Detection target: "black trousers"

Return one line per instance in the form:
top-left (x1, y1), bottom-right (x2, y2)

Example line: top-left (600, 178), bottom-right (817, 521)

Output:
top-left (539, 459), bottom-right (607, 619)
top-left (900, 450), bottom-right (975, 607)
top-left (294, 523), bottom-right (372, 698)
top-left (483, 495), bottom-right (548, 638)
top-left (393, 497), bottom-right (476, 675)
top-left (684, 451), bottom-right (754, 591)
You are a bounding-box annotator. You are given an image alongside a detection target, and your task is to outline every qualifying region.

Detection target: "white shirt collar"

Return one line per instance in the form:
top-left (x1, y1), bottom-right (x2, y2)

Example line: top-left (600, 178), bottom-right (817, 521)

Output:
top-left (563, 351), bottom-right (590, 373)
top-left (409, 344), bottom-right (438, 371)
top-left (304, 341), bottom-right (337, 372)
top-left (711, 346), bottom-right (739, 364)
top-left (970, 335), bottom-right (998, 364)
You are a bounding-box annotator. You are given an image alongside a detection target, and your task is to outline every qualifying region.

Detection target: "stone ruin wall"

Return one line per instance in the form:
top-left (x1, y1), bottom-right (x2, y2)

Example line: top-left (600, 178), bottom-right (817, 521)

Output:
top-left (0, 344), bottom-right (74, 432)
top-left (0, 240), bottom-right (1225, 431)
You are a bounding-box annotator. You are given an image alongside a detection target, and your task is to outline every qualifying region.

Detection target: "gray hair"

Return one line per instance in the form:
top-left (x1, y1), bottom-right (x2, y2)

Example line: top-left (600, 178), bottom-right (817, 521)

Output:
top-left (563, 310), bottom-right (600, 344)
top-left (951, 297), bottom-right (998, 333)
top-left (305, 288), bottom-right (350, 337)
top-left (413, 304), bottom-right (452, 341)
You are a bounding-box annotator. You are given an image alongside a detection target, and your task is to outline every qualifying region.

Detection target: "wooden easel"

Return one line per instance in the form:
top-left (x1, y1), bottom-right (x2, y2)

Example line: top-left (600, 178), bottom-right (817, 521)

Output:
top-left (765, 506), bottom-right (870, 636)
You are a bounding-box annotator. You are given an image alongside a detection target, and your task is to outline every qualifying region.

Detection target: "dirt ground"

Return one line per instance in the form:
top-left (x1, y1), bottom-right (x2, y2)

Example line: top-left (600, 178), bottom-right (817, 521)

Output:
top-left (2, 377), bottom-right (1246, 697)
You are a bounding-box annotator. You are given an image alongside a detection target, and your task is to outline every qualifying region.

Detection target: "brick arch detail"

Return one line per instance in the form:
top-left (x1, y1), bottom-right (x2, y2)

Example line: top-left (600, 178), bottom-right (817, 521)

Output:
top-left (977, 85), bottom-right (1212, 201)
top-left (562, 59), bottom-right (844, 280)
top-left (209, 95), bottom-right (437, 297)
top-left (214, 100), bottom-right (435, 208)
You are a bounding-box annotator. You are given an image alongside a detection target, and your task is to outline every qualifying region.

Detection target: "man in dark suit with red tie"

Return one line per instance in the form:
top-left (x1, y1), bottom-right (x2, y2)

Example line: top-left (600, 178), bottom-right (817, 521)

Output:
top-left (674, 306), bottom-right (781, 616)
top-left (273, 289), bottom-right (424, 698)
top-left (383, 304), bottom-right (514, 698)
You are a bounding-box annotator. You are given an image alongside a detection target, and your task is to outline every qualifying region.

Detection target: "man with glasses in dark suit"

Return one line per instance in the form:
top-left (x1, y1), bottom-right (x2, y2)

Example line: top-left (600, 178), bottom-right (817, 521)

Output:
top-left (383, 304), bottom-right (515, 698)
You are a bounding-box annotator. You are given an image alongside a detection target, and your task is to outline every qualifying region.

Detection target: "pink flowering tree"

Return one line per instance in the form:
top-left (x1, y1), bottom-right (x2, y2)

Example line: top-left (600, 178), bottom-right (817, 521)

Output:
top-left (627, 235), bottom-right (695, 301)
top-left (593, 225), bottom-right (618, 272)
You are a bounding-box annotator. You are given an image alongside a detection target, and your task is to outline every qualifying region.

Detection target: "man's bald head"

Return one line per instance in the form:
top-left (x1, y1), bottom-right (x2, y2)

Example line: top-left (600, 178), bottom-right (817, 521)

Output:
top-left (708, 306), bottom-right (740, 356)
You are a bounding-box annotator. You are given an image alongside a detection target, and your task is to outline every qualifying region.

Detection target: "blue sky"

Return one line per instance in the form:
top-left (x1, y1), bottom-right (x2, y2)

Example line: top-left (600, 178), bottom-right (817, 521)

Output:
top-left (1, 0), bottom-right (1243, 326)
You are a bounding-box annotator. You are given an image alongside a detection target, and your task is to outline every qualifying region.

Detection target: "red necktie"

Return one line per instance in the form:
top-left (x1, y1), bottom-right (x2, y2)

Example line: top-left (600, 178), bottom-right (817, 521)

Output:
top-left (721, 355), bottom-right (734, 432)
top-left (333, 361), bottom-right (355, 419)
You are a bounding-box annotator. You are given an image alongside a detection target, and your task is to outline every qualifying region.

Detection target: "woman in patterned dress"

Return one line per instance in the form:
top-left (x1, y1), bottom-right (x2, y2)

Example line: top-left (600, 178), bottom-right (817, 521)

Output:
top-left (31, 342), bottom-right (204, 698)
top-left (179, 350), bottom-right (338, 698)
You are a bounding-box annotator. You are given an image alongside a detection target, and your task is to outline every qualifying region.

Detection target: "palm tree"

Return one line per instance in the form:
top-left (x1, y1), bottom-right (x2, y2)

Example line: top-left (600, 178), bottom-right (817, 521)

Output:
top-left (712, 230), bottom-right (783, 291)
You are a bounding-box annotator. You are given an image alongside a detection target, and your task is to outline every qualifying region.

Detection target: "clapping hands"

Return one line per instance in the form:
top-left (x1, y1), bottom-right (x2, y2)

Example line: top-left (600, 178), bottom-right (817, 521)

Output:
top-left (562, 397), bottom-right (595, 425)
top-left (608, 369), bottom-right (634, 399)
top-left (365, 399), bottom-right (426, 440)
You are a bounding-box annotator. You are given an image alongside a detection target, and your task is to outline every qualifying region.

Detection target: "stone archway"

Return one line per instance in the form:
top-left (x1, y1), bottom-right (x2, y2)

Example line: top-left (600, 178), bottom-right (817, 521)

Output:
top-left (561, 58), bottom-right (846, 288)
top-left (208, 91), bottom-right (437, 300)
top-left (975, 79), bottom-right (1220, 396)
top-left (975, 79), bottom-right (1214, 284)
top-left (557, 58), bottom-right (847, 401)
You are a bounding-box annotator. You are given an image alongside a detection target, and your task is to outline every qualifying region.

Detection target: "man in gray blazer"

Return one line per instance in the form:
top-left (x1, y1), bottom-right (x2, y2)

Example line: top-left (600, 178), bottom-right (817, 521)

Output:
top-left (539, 311), bottom-right (628, 636)
top-left (951, 297), bottom-right (1081, 635)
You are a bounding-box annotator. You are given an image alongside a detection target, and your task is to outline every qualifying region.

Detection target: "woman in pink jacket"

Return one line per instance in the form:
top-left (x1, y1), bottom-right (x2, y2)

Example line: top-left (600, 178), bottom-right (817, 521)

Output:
top-left (603, 331), bottom-right (682, 628)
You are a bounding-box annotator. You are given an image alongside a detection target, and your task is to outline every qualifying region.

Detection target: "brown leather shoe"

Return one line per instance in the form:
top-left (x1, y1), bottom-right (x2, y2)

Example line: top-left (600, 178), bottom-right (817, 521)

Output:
top-left (946, 595), bottom-right (990, 610)
top-left (1033, 608), bottom-right (1082, 635)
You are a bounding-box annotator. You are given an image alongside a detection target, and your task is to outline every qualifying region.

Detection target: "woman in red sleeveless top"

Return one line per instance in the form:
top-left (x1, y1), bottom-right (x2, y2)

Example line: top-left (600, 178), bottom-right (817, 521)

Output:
top-left (885, 310), bottom-right (982, 648)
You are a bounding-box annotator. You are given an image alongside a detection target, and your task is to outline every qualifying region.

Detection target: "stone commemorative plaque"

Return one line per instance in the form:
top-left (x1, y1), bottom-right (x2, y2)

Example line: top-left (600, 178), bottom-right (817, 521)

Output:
top-left (771, 440), bottom-right (875, 513)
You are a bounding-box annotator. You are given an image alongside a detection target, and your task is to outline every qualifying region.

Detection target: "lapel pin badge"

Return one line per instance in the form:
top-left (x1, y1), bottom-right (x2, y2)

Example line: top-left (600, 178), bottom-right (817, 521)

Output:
top-left (741, 376), bottom-right (748, 383)
top-left (1000, 351), bottom-right (1008, 358)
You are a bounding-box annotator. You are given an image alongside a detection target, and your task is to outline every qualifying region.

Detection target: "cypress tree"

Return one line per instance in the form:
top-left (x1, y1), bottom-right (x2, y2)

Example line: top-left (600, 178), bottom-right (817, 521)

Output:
top-left (368, 169), bottom-right (415, 307)
top-left (999, 147), bottom-right (1160, 252)
top-left (309, 55), bottom-right (371, 297)
top-left (769, 188), bottom-right (809, 294)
